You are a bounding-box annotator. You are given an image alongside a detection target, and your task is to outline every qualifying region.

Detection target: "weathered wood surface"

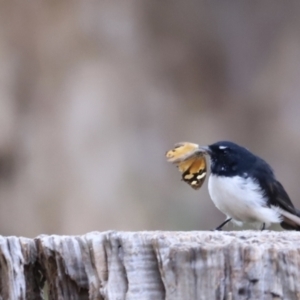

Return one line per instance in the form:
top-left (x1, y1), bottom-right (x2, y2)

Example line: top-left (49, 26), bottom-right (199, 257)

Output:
top-left (1, 231), bottom-right (300, 300)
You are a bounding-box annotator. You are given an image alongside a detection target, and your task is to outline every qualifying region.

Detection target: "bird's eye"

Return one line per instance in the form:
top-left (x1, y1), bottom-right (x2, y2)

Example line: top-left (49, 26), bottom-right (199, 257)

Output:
top-left (221, 148), bottom-right (229, 155)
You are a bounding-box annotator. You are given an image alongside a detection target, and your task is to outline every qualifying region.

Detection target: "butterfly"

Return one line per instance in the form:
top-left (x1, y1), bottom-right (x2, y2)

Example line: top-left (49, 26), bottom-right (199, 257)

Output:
top-left (166, 142), bottom-right (207, 190)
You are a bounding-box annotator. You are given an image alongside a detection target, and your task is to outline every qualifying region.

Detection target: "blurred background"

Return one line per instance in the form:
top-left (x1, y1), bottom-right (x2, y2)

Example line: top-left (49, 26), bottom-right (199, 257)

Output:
top-left (1, 1), bottom-right (300, 237)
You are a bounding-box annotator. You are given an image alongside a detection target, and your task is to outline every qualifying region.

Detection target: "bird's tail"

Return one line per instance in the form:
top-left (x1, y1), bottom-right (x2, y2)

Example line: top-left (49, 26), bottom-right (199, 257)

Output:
top-left (279, 207), bottom-right (300, 231)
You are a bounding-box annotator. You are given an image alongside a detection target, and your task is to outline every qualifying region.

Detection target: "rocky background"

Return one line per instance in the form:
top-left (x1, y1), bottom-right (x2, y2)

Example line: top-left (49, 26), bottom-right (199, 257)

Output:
top-left (1, 1), bottom-right (300, 237)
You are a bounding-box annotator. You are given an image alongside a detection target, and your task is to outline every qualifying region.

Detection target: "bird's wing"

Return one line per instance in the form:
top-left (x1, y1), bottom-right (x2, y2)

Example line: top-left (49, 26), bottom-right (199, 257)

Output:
top-left (266, 180), bottom-right (296, 212)
top-left (265, 180), bottom-right (300, 229)
top-left (254, 158), bottom-right (300, 230)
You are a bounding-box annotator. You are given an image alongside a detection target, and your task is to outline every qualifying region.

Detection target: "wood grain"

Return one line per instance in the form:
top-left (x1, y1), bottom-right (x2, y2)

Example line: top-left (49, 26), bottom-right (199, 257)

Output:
top-left (1, 231), bottom-right (300, 299)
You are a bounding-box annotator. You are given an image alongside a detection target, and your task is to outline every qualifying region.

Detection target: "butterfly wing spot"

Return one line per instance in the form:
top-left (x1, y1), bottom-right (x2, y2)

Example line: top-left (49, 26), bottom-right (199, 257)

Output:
top-left (182, 169), bottom-right (206, 190)
top-left (183, 174), bottom-right (194, 180)
top-left (166, 142), bottom-right (207, 190)
top-left (197, 173), bottom-right (206, 180)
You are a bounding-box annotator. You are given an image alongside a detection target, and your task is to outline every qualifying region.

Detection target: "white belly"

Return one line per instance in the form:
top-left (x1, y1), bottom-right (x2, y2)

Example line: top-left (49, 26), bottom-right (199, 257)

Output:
top-left (208, 175), bottom-right (281, 226)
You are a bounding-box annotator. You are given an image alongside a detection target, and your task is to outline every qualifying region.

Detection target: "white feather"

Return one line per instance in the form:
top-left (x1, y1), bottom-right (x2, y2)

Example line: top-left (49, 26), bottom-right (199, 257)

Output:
top-left (208, 175), bottom-right (282, 227)
top-left (277, 207), bottom-right (300, 226)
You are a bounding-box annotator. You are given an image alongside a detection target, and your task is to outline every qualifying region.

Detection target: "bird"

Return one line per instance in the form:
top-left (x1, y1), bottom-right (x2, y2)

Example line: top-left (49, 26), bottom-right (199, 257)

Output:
top-left (198, 141), bottom-right (300, 231)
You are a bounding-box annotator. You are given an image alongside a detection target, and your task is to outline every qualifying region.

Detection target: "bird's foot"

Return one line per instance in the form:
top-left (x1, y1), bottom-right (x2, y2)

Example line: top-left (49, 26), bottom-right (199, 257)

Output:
top-left (212, 218), bottom-right (232, 231)
top-left (210, 227), bottom-right (222, 231)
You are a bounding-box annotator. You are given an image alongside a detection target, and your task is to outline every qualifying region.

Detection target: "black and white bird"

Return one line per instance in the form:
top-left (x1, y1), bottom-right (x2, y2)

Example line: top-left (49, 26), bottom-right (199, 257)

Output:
top-left (200, 141), bottom-right (300, 231)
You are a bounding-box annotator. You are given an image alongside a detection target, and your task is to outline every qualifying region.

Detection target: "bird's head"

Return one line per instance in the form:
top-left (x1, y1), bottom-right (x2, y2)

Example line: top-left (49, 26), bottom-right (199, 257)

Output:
top-left (200, 141), bottom-right (256, 176)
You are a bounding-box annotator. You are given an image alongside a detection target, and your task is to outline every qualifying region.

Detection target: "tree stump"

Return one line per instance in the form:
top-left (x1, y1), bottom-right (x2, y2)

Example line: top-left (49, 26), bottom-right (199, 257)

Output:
top-left (0, 231), bottom-right (300, 299)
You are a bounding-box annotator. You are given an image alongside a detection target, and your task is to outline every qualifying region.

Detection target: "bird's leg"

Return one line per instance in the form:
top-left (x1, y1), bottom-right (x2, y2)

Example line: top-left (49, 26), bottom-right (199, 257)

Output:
top-left (261, 223), bottom-right (266, 231)
top-left (214, 218), bottom-right (232, 231)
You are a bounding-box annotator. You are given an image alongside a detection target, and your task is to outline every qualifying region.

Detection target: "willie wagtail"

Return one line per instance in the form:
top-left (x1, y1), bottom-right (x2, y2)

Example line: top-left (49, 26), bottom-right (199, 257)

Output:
top-left (199, 141), bottom-right (300, 231)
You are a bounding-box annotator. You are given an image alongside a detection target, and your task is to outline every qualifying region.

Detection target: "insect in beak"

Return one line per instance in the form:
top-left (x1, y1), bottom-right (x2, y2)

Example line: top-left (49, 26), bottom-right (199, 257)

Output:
top-left (166, 142), bottom-right (207, 190)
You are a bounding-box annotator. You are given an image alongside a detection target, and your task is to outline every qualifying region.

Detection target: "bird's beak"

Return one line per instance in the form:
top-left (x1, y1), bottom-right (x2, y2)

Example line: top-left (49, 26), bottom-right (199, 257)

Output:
top-left (199, 146), bottom-right (212, 154)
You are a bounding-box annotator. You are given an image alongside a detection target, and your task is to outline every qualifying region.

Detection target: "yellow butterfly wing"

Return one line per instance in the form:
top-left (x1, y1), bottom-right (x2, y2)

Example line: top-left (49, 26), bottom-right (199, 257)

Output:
top-left (166, 142), bottom-right (207, 190)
